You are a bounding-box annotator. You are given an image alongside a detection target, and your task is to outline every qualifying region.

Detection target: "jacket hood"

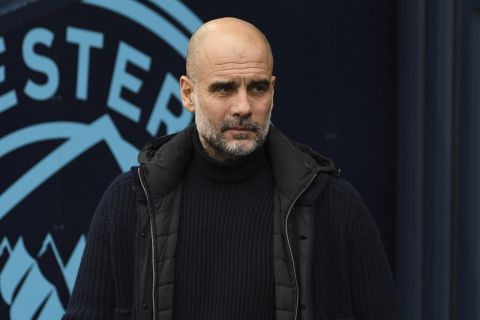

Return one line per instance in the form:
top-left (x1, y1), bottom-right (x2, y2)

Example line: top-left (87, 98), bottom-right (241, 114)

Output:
top-left (138, 125), bottom-right (336, 199)
top-left (264, 126), bottom-right (336, 198)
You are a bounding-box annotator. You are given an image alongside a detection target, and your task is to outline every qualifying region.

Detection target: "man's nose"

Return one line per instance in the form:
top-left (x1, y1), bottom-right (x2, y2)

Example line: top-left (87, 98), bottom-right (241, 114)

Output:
top-left (230, 89), bottom-right (252, 117)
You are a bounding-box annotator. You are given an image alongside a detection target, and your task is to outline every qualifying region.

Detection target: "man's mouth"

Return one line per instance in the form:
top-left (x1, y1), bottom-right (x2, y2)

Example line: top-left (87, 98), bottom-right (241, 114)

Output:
top-left (222, 125), bottom-right (258, 133)
top-left (228, 127), bottom-right (250, 131)
top-left (221, 120), bottom-right (259, 134)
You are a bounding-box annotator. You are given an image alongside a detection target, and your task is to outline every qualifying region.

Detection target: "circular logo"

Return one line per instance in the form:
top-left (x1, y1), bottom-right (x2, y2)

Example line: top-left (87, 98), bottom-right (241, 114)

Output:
top-left (0, 1), bottom-right (202, 318)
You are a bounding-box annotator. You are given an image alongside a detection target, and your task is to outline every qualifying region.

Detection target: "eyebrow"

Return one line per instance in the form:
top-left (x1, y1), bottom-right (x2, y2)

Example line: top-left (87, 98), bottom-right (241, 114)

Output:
top-left (207, 79), bottom-right (272, 92)
top-left (248, 79), bottom-right (271, 89)
top-left (208, 81), bottom-right (236, 92)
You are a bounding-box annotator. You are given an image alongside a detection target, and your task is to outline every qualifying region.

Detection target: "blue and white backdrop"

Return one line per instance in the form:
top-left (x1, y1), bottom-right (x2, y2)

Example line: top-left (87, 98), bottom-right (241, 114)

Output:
top-left (0, 1), bottom-right (201, 318)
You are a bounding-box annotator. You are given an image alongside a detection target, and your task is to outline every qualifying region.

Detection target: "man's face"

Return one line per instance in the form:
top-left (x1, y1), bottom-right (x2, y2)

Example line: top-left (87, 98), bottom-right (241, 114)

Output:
top-left (181, 32), bottom-right (275, 161)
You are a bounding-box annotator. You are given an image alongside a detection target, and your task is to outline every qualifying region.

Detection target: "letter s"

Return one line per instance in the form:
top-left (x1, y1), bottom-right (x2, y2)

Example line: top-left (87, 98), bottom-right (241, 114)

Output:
top-left (23, 28), bottom-right (59, 101)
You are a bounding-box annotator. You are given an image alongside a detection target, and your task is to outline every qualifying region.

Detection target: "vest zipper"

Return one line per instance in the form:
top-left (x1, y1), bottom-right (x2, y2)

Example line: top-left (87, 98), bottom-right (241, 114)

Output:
top-left (285, 171), bottom-right (318, 320)
top-left (137, 167), bottom-right (157, 320)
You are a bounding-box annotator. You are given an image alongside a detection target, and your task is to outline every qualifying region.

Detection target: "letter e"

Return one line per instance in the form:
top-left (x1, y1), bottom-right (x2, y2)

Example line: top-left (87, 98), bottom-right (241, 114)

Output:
top-left (0, 37), bottom-right (18, 113)
top-left (107, 42), bottom-right (151, 122)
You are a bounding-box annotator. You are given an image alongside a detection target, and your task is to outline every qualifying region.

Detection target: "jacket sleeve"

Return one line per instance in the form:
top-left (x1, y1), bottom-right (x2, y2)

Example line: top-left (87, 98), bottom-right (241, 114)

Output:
top-left (62, 187), bottom-right (116, 319)
top-left (349, 200), bottom-right (404, 320)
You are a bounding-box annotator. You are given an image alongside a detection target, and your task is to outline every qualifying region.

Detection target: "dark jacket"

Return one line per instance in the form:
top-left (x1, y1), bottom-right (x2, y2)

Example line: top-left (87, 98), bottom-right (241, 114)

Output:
top-left (64, 126), bottom-right (404, 320)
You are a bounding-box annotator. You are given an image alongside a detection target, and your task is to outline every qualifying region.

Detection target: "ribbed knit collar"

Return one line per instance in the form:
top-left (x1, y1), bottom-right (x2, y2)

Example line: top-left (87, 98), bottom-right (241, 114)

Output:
top-left (191, 129), bottom-right (269, 184)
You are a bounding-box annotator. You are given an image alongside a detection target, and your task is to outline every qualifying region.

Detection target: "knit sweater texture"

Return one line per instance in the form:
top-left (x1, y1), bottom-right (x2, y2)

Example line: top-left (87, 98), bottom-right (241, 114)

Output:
top-left (174, 134), bottom-right (275, 319)
top-left (63, 129), bottom-right (404, 320)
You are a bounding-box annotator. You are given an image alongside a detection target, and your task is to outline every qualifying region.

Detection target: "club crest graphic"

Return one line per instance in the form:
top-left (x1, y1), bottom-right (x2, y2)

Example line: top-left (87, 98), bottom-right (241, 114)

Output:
top-left (0, 0), bottom-right (202, 318)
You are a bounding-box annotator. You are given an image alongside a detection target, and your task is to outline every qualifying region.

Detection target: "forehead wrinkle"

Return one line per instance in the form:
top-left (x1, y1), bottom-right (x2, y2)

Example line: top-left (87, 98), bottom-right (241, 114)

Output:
top-left (212, 63), bottom-right (270, 73)
top-left (203, 48), bottom-right (268, 62)
top-left (212, 61), bottom-right (268, 67)
top-left (212, 67), bottom-right (270, 77)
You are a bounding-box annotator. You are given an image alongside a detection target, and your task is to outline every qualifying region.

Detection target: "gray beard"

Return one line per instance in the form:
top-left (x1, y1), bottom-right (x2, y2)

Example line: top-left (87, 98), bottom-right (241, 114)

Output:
top-left (194, 113), bottom-right (269, 161)
top-left (192, 92), bottom-right (272, 161)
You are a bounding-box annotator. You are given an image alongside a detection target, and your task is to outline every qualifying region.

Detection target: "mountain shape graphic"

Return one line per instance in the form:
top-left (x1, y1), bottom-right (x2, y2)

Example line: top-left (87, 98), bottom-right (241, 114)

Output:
top-left (37, 243), bottom-right (70, 309)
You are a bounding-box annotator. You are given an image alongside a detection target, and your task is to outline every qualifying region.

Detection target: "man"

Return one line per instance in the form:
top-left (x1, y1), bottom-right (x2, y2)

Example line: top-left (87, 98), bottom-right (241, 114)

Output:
top-left (64, 17), bottom-right (404, 320)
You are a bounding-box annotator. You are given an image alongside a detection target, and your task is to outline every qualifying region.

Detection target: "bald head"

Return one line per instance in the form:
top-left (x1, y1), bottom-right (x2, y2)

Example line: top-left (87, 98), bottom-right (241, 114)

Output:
top-left (186, 17), bottom-right (274, 82)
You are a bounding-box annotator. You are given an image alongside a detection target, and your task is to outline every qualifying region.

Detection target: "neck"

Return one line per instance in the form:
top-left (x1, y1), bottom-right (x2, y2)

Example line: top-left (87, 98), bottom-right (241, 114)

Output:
top-left (191, 130), bottom-right (269, 183)
top-left (198, 134), bottom-right (232, 161)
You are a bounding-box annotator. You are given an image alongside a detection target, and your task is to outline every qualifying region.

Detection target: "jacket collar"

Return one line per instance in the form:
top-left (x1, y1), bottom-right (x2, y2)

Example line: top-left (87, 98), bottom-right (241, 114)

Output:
top-left (265, 126), bottom-right (335, 198)
top-left (138, 125), bottom-right (336, 202)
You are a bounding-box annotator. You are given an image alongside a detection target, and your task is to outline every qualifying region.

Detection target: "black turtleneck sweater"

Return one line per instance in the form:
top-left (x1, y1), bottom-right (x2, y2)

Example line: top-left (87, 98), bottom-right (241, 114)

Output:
top-left (173, 133), bottom-right (275, 320)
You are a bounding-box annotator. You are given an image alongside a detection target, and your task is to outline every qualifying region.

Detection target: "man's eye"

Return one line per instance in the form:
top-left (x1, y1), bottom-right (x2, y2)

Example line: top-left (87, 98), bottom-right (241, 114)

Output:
top-left (215, 85), bottom-right (233, 93)
top-left (253, 85), bottom-right (268, 93)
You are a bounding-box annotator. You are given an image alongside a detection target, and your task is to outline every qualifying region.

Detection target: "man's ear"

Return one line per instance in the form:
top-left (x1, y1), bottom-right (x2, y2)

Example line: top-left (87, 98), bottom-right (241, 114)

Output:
top-left (180, 75), bottom-right (195, 112)
top-left (270, 75), bottom-right (276, 110)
